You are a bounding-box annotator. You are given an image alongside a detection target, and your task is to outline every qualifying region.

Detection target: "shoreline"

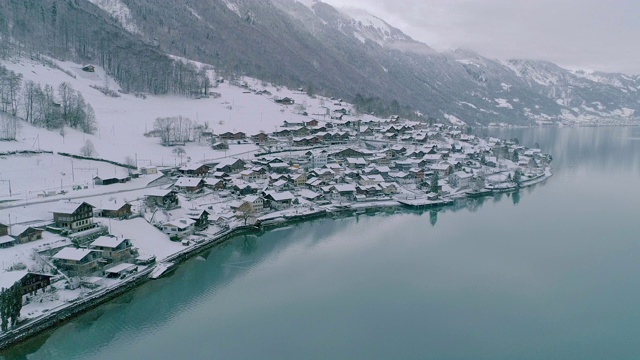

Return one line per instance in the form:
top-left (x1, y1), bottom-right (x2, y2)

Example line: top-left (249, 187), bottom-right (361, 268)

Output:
top-left (0, 167), bottom-right (552, 351)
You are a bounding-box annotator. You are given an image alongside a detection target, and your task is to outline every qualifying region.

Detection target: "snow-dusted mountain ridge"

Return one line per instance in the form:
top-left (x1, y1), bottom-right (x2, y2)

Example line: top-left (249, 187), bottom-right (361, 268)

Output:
top-left (0, 0), bottom-right (638, 125)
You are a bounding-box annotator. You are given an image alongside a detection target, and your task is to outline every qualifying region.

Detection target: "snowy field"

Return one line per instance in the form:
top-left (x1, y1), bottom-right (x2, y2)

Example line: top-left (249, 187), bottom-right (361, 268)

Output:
top-left (0, 57), bottom-right (351, 167)
top-left (0, 153), bottom-right (131, 199)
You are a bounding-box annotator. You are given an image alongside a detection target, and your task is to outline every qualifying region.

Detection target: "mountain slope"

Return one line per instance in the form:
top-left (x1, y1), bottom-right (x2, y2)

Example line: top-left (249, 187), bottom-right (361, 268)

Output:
top-left (2, 0), bottom-right (638, 125)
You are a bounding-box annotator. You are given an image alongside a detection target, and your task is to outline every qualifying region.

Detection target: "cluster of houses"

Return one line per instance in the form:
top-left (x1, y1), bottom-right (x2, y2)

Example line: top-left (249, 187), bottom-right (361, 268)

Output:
top-left (148, 116), bottom-right (550, 241)
top-left (1, 114), bottom-right (550, 283)
top-left (1, 200), bottom-right (140, 279)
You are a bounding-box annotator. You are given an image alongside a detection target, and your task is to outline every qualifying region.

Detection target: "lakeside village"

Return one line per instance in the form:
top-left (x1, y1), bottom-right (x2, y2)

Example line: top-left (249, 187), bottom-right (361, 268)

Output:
top-left (0, 111), bottom-right (552, 335)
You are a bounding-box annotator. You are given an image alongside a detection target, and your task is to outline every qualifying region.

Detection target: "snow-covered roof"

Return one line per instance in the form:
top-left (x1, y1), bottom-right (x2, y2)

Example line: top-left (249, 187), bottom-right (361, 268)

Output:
top-left (179, 163), bottom-right (208, 171)
top-left (146, 189), bottom-right (175, 197)
top-left (53, 247), bottom-right (96, 262)
top-left (9, 225), bottom-right (37, 236)
top-left (453, 171), bottom-right (473, 179)
top-left (346, 157), bottom-right (367, 165)
top-left (205, 178), bottom-right (224, 185)
top-left (431, 163), bottom-right (452, 170)
top-left (266, 191), bottom-right (295, 201)
top-left (90, 236), bottom-right (127, 249)
top-left (298, 189), bottom-right (320, 200)
top-left (105, 263), bottom-right (137, 274)
top-left (164, 218), bottom-right (196, 229)
top-left (98, 201), bottom-right (129, 211)
top-left (273, 179), bottom-right (288, 187)
top-left (389, 171), bottom-right (410, 178)
top-left (423, 153), bottom-right (441, 159)
top-left (333, 184), bottom-right (356, 192)
top-left (0, 235), bottom-right (15, 245)
top-left (51, 201), bottom-right (92, 214)
top-left (243, 195), bottom-right (261, 203)
top-left (174, 177), bottom-right (203, 187)
top-left (269, 162), bottom-right (289, 168)
top-left (0, 270), bottom-right (27, 290)
top-left (368, 174), bottom-right (385, 182)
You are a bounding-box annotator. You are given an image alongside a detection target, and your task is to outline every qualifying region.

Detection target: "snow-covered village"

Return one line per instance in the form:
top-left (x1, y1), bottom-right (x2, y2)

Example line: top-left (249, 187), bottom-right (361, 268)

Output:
top-left (0, 55), bottom-right (553, 342)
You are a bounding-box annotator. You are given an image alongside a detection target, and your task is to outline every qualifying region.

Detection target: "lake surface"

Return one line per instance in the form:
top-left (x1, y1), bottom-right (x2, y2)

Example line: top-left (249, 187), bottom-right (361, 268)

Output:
top-left (3, 126), bottom-right (640, 360)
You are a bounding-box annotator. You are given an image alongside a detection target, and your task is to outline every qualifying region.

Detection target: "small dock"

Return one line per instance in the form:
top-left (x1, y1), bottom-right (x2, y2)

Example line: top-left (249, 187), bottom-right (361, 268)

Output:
top-left (397, 198), bottom-right (453, 209)
top-left (149, 262), bottom-right (176, 279)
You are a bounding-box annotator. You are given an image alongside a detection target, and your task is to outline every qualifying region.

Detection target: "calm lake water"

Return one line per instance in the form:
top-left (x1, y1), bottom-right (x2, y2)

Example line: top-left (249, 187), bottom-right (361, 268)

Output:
top-left (3, 126), bottom-right (640, 360)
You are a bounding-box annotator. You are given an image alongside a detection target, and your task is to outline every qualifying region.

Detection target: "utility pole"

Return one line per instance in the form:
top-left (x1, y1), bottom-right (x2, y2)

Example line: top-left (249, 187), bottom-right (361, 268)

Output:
top-left (0, 179), bottom-right (12, 197)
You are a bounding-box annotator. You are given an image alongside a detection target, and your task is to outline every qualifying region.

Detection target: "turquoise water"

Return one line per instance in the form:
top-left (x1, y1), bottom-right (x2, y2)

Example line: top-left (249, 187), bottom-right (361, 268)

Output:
top-left (3, 126), bottom-right (640, 360)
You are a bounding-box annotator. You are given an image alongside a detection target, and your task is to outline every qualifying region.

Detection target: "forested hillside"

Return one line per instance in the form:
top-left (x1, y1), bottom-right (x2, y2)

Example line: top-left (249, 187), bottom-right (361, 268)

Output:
top-left (0, 0), bottom-right (207, 95)
top-left (1, 0), bottom-right (639, 125)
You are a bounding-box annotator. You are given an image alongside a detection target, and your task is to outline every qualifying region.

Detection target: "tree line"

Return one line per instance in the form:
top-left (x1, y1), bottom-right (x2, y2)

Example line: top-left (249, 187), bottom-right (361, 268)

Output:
top-left (0, 63), bottom-right (97, 138)
top-left (351, 94), bottom-right (422, 121)
top-left (0, 282), bottom-right (23, 331)
top-left (152, 116), bottom-right (206, 146)
top-left (0, 0), bottom-right (208, 97)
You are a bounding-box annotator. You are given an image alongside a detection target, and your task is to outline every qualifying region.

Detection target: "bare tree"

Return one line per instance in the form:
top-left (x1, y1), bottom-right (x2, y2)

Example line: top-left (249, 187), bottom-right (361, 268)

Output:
top-left (58, 82), bottom-right (73, 125)
top-left (236, 202), bottom-right (255, 226)
top-left (79, 139), bottom-right (97, 157)
top-left (22, 80), bottom-right (37, 123)
top-left (124, 156), bottom-right (137, 175)
top-left (153, 117), bottom-right (173, 145)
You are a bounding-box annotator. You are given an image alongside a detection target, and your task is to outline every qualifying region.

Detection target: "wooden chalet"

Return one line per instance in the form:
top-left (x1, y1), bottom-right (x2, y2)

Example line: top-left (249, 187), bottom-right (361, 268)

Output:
top-left (10, 225), bottom-right (43, 244)
top-left (178, 163), bottom-right (210, 177)
top-left (52, 247), bottom-right (101, 276)
top-left (51, 201), bottom-right (95, 232)
top-left (174, 177), bottom-right (205, 193)
top-left (219, 132), bottom-right (246, 140)
top-left (94, 175), bottom-right (131, 186)
top-left (99, 201), bottom-right (133, 219)
top-left (0, 272), bottom-right (53, 296)
top-left (187, 209), bottom-right (210, 229)
top-left (275, 97), bottom-right (295, 105)
top-left (90, 236), bottom-right (134, 264)
top-left (145, 189), bottom-right (179, 208)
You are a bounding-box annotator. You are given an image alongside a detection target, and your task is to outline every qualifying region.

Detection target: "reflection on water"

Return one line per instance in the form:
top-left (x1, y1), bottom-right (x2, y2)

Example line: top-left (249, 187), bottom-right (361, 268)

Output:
top-left (477, 126), bottom-right (640, 173)
top-left (3, 127), bottom-right (640, 360)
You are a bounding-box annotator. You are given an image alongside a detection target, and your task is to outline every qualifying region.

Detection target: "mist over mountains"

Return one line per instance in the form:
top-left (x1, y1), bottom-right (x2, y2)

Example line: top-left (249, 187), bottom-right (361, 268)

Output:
top-left (2, 0), bottom-right (638, 125)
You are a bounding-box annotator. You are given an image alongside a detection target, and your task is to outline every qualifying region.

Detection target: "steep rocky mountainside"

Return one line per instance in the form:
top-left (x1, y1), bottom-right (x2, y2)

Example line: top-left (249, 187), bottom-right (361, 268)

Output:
top-left (2, 0), bottom-right (639, 125)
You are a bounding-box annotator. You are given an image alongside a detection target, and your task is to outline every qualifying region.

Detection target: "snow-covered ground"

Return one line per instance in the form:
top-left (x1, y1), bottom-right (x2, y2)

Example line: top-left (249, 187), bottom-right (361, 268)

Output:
top-left (0, 56), bottom-right (348, 170)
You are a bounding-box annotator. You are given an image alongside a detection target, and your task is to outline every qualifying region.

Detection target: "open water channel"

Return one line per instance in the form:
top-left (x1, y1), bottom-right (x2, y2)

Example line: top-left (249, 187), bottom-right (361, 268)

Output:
top-left (3, 126), bottom-right (640, 359)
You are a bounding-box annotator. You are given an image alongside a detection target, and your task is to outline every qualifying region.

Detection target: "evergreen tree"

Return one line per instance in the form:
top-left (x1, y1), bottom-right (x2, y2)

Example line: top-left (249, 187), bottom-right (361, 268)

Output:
top-left (513, 169), bottom-right (523, 186)
top-left (0, 288), bottom-right (7, 331)
top-left (430, 173), bottom-right (439, 194)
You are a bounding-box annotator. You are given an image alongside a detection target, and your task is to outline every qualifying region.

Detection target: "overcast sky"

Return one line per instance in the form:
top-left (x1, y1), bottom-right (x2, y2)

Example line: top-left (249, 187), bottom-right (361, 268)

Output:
top-left (323, 0), bottom-right (639, 74)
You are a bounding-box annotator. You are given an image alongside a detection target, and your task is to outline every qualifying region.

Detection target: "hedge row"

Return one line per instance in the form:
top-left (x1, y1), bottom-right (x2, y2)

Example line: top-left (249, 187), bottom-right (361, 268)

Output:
top-left (57, 152), bottom-right (136, 170)
top-left (0, 150), bottom-right (54, 156)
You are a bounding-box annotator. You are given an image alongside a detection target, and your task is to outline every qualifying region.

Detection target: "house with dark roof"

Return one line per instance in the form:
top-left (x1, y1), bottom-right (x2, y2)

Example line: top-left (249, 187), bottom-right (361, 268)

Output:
top-left (187, 209), bottom-right (210, 229)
